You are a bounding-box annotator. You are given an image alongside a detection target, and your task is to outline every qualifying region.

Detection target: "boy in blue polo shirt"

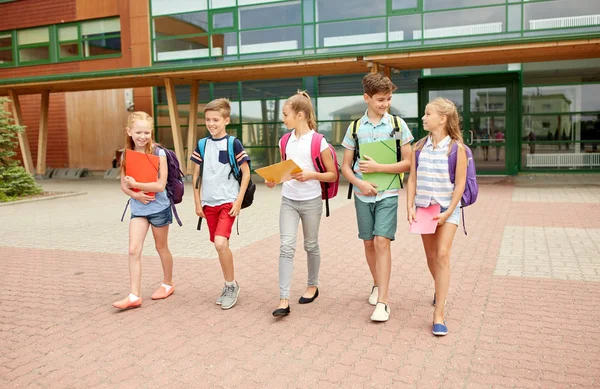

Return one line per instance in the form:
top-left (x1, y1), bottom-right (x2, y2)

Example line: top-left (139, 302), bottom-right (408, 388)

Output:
top-left (341, 73), bottom-right (413, 322)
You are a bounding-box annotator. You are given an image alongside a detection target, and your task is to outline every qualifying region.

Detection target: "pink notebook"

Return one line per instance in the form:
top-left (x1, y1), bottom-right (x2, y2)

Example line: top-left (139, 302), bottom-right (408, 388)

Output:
top-left (409, 204), bottom-right (441, 235)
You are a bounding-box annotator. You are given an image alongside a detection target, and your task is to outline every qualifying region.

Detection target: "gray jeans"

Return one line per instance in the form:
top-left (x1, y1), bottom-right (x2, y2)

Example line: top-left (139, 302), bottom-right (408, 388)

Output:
top-left (279, 195), bottom-right (323, 299)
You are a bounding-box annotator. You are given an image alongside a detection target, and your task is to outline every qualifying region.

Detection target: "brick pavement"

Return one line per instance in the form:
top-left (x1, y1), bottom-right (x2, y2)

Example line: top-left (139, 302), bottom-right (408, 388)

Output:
top-left (1, 175), bottom-right (600, 388)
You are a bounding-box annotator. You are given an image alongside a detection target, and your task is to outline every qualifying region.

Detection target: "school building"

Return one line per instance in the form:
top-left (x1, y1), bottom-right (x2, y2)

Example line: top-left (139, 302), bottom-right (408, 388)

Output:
top-left (1, 0), bottom-right (599, 176)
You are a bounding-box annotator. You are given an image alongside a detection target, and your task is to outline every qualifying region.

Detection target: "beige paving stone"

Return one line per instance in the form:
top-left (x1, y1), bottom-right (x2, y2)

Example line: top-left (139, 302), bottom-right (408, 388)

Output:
top-left (495, 226), bottom-right (600, 281)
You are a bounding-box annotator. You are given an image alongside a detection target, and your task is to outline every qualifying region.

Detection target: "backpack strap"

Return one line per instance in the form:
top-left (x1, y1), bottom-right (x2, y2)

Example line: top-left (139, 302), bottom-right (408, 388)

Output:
top-left (227, 135), bottom-right (240, 180)
top-left (280, 132), bottom-right (292, 161)
top-left (311, 133), bottom-right (331, 217)
top-left (347, 118), bottom-right (361, 199)
top-left (447, 142), bottom-right (468, 235)
top-left (414, 136), bottom-right (428, 171)
top-left (447, 142), bottom-right (459, 184)
top-left (197, 137), bottom-right (208, 179)
top-left (196, 137), bottom-right (209, 231)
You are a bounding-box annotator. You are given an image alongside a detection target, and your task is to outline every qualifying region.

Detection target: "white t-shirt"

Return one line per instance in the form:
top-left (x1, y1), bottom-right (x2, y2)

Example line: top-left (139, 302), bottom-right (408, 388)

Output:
top-left (280, 130), bottom-right (329, 201)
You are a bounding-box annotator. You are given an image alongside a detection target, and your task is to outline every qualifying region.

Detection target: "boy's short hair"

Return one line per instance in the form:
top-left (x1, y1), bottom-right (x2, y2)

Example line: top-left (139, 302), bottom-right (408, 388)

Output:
top-left (204, 98), bottom-right (231, 118)
top-left (362, 73), bottom-right (397, 97)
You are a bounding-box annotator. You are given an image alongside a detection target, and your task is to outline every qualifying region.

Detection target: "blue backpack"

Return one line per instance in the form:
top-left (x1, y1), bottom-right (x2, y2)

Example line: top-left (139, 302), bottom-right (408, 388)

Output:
top-left (415, 138), bottom-right (478, 235)
top-left (195, 136), bottom-right (256, 233)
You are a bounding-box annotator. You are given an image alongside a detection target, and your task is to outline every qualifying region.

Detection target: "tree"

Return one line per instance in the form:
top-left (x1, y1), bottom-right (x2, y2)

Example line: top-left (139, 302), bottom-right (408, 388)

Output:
top-left (0, 98), bottom-right (42, 201)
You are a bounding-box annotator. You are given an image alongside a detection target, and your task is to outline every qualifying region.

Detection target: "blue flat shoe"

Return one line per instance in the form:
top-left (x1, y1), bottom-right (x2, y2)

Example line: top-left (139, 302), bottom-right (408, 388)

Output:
top-left (432, 321), bottom-right (448, 336)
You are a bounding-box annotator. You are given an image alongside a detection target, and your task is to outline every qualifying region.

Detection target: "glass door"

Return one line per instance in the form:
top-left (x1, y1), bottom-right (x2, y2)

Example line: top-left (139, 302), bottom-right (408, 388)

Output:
top-left (418, 73), bottom-right (521, 175)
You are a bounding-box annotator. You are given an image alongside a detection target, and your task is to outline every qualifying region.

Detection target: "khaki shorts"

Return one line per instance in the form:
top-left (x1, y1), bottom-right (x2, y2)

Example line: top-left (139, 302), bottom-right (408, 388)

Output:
top-left (354, 196), bottom-right (398, 241)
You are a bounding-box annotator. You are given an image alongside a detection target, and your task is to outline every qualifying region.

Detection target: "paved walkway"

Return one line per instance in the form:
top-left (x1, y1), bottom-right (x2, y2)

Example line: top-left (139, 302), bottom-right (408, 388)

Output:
top-left (1, 175), bottom-right (600, 388)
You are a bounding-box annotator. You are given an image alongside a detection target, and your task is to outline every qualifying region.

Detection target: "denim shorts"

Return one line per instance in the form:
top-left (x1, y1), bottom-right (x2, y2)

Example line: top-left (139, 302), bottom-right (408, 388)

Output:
top-left (440, 205), bottom-right (460, 226)
top-left (131, 206), bottom-right (172, 227)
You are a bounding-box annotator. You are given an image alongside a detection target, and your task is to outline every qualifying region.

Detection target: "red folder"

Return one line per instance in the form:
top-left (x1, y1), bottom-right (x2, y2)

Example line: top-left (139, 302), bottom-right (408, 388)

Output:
top-left (125, 149), bottom-right (159, 197)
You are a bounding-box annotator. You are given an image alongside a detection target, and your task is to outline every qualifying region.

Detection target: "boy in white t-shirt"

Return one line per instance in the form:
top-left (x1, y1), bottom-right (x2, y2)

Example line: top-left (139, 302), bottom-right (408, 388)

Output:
top-left (191, 99), bottom-right (251, 310)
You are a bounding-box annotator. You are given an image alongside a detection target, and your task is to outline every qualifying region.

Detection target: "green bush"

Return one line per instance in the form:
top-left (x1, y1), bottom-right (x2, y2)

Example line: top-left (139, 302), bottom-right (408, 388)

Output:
top-left (0, 97), bottom-right (42, 201)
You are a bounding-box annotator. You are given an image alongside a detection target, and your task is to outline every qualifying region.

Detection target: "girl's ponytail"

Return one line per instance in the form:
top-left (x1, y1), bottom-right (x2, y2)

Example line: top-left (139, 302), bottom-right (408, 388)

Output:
top-left (286, 90), bottom-right (318, 131)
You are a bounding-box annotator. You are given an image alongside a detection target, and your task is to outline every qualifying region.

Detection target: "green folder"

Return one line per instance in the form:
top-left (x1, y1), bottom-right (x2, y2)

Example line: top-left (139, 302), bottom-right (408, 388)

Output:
top-left (360, 139), bottom-right (402, 191)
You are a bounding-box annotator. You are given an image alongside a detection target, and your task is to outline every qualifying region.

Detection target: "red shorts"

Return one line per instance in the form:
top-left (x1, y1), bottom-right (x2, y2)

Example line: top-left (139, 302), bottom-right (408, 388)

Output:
top-left (203, 203), bottom-right (236, 242)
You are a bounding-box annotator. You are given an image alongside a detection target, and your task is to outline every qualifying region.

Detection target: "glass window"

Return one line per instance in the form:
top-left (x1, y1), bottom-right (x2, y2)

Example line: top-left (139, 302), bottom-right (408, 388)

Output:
top-left (391, 93), bottom-right (418, 118)
top-left (210, 32), bottom-right (237, 56)
top-left (318, 18), bottom-right (386, 47)
top-left (0, 33), bottom-right (11, 49)
top-left (421, 6), bottom-right (505, 39)
top-left (238, 0), bottom-right (287, 6)
top-left (17, 27), bottom-right (50, 63)
top-left (522, 114), bottom-right (571, 141)
top-left (0, 33), bottom-right (12, 65)
top-left (58, 26), bottom-right (79, 59)
top-left (213, 82), bottom-right (239, 101)
top-left (390, 0), bottom-right (419, 13)
top-left (81, 18), bottom-right (121, 57)
top-left (210, 0), bottom-right (235, 9)
top-left (428, 89), bottom-right (464, 114)
top-left (59, 42), bottom-right (79, 59)
top-left (389, 14), bottom-right (421, 41)
top-left (318, 73), bottom-right (365, 97)
top-left (525, 0), bottom-right (600, 30)
top-left (19, 46), bottom-right (50, 62)
top-left (239, 2), bottom-right (301, 30)
top-left (318, 95), bottom-right (366, 121)
top-left (81, 18), bottom-right (120, 37)
top-left (390, 70), bottom-right (420, 93)
top-left (18, 27), bottom-right (49, 45)
top-left (523, 59), bottom-right (600, 84)
top-left (212, 11), bottom-right (235, 30)
top-left (58, 26), bottom-right (78, 41)
top-left (241, 78), bottom-right (302, 100)
top-left (424, 0), bottom-right (501, 11)
top-left (303, 0), bottom-right (314, 23)
top-left (304, 25), bottom-right (315, 48)
top-left (508, 4), bottom-right (522, 32)
top-left (316, 0), bottom-right (386, 22)
top-left (154, 12), bottom-right (209, 38)
top-left (235, 26), bottom-right (301, 54)
top-left (151, 0), bottom-right (206, 16)
top-left (471, 88), bottom-right (507, 113)
top-left (0, 49), bottom-right (13, 65)
top-left (241, 100), bottom-right (286, 123)
top-left (523, 85), bottom-right (600, 113)
top-left (155, 36), bottom-right (210, 61)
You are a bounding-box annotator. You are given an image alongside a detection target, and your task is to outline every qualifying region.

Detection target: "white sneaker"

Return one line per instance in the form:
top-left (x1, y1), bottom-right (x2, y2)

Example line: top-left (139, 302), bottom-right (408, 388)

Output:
top-left (370, 302), bottom-right (390, 322)
top-left (368, 286), bottom-right (378, 306)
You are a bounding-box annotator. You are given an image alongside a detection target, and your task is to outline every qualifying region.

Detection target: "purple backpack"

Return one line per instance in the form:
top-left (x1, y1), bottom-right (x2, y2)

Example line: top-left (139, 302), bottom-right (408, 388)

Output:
top-left (154, 145), bottom-right (185, 226)
top-left (120, 145), bottom-right (185, 226)
top-left (415, 140), bottom-right (478, 234)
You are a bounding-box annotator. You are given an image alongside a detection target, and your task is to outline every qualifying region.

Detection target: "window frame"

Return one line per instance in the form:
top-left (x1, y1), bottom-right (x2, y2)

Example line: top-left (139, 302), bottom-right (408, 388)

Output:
top-left (17, 26), bottom-right (52, 65)
top-left (209, 7), bottom-right (238, 33)
top-left (57, 23), bottom-right (82, 62)
top-left (387, 0), bottom-right (422, 15)
top-left (80, 17), bottom-right (122, 59)
top-left (0, 30), bottom-right (15, 67)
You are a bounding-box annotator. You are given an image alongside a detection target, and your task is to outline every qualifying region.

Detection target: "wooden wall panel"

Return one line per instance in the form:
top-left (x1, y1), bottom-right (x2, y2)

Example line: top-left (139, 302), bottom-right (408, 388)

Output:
top-left (65, 89), bottom-right (129, 170)
top-left (13, 93), bottom-right (69, 169)
top-left (75, 0), bottom-right (119, 20)
top-left (133, 87), bottom-right (153, 115)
